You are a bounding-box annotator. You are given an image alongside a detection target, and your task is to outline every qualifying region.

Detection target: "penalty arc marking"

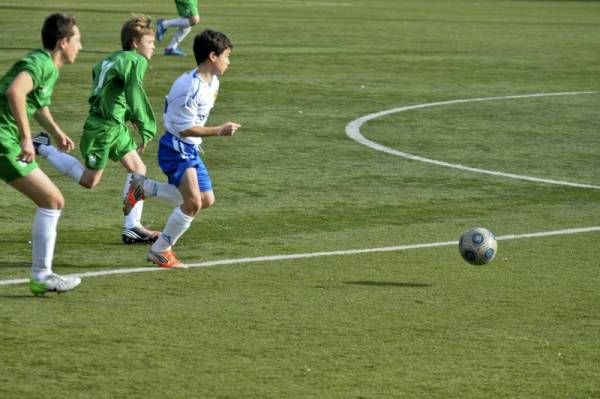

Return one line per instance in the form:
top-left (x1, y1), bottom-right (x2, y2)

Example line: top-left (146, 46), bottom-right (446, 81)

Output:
top-left (345, 91), bottom-right (600, 190)
top-left (1, 92), bottom-right (599, 288)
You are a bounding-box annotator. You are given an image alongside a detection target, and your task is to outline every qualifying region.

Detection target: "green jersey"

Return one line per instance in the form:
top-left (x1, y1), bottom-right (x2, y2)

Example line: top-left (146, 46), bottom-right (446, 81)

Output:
top-left (87, 50), bottom-right (156, 144)
top-left (0, 49), bottom-right (58, 140)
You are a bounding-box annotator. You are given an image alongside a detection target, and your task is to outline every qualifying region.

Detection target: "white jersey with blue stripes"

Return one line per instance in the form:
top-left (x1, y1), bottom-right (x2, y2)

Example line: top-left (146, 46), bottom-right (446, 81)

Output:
top-left (163, 68), bottom-right (220, 146)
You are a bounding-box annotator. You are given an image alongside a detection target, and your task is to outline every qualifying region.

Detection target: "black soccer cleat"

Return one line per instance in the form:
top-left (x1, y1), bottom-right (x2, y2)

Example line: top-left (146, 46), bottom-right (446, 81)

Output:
top-left (32, 132), bottom-right (51, 154)
top-left (122, 226), bottom-right (160, 244)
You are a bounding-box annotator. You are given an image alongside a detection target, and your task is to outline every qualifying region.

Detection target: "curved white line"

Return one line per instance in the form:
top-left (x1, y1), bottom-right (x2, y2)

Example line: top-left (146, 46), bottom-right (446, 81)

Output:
top-left (346, 91), bottom-right (600, 189)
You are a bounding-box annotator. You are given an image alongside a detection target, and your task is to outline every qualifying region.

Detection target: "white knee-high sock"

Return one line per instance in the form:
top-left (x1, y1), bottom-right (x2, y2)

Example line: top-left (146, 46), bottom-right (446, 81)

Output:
top-left (167, 26), bottom-right (192, 49)
top-left (124, 201), bottom-right (144, 229)
top-left (123, 173), bottom-right (144, 228)
top-left (143, 178), bottom-right (183, 205)
top-left (32, 208), bottom-right (61, 281)
top-left (163, 17), bottom-right (190, 29)
top-left (38, 144), bottom-right (84, 183)
top-left (151, 206), bottom-right (194, 252)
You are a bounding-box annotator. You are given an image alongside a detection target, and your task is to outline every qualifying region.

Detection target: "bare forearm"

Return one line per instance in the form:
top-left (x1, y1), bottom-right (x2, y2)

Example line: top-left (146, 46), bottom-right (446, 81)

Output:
top-left (33, 107), bottom-right (75, 152)
top-left (34, 107), bottom-right (63, 137)
top-left (179, 125), bottom-right (221, 138)
top-left (180, 122), bottom-right (241, 138)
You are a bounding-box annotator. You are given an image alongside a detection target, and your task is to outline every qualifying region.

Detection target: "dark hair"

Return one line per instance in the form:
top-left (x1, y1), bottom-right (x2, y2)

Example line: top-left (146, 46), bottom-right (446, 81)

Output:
top-left (193, 29), bottom-right (233, 65)
top-left (41, 13), bottom-right (77, 50)
top-left (121, 14), bottom-right (153, 51)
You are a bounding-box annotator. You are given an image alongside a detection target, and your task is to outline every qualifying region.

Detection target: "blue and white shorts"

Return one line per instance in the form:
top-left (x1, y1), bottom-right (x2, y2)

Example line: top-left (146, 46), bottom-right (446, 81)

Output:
top-left (157, 132), bottom-right (212, 192)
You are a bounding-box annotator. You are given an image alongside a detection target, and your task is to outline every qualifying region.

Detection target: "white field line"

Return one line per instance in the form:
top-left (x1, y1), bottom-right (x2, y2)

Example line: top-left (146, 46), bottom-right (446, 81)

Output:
top-left (1, 225), bottom-right (599, 287)
top-left (345, 91), bottom-right (600, 189)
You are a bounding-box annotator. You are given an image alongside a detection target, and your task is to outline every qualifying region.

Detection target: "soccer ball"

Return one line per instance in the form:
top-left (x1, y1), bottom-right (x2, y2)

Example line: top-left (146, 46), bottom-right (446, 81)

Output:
top-left (458, 227), bottom-right (497, 265)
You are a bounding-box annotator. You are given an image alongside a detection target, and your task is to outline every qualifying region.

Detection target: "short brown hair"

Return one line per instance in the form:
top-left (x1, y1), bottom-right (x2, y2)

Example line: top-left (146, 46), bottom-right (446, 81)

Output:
top-left (121, 14), bottom-right (153, 51)
top-left (42, 13), bottom-right (77, 50)
top-left (193, 29), bottom-right (233, 65)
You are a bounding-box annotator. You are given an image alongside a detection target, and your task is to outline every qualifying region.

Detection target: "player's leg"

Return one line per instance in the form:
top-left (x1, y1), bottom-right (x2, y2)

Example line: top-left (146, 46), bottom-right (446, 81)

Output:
top-left (156, 1), bottom-right (187, 43)
top-left (148, 149), bottom-right (214, 268)
top-left (152, 166), bottom-right (203, 250)
top-left (120, 133), bottom-right (182, 217)
top-left (8, 169), bottom-right (81, 295)
top-left (123, 149), bottom-right (182, 209)
top-left (34, 131), bottom-right (105, 189)
top-left (164, 0), bottom-right (200, 56)
top-left (34, 132), bottom-right (86, 185)
top-left (119, 149), bottom-right (161, 244)
top-left (147, 167), bottom-right (201, 268)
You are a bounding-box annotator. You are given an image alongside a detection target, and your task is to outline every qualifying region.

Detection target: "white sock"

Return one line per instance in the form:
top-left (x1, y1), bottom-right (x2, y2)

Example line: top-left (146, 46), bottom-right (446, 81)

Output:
top-left (38, 144), bottom-right (84, 183)
top-left (143, 178), bottom-right (183, 205)
top-left (31, 208), bottom-right (61, 281)
top-left (124, 201), bottom-right (144, 229)
top-left (167, 26), bottom-right (192, 49)
top-left (163, 17), bottom-right (190, 29)
top-left (122, 173), bottom-right (144, 229)
top-left (151, 206), bottom-right (194, 252)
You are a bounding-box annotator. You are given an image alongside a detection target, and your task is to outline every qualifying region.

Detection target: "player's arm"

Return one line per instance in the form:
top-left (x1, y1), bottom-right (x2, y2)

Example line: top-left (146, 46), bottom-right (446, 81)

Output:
top-left (124, 61), bottom-right (156, 145)
top-left (6, 71), bottom-right (35, 163)
top-left (34, 107), bottom-right (75, 152)
top-left (179, 122), bottom-right (241, 138)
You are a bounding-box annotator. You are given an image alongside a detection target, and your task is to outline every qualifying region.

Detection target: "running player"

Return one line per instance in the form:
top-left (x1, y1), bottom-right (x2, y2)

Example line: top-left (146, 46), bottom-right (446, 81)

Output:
top-left (35, 14), bottom-right (182, 244)
top-left (155, 0), bottom-right (201, 56)
top-left (141, 29), bottom-right (240, 267)
top-left (0, 13), bottom-right (82, 295)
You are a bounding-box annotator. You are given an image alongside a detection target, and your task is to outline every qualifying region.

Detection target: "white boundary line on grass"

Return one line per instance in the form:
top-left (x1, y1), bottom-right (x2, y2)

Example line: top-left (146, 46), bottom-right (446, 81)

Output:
top-left (345, 91), bottom-right (600, 189)
top-left (1, 225), bottom-right (599, 286)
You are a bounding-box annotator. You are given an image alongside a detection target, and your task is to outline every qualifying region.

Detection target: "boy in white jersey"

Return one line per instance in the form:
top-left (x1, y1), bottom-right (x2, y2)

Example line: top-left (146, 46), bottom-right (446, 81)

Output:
top-left (143, 29), bottom-right (240, 267)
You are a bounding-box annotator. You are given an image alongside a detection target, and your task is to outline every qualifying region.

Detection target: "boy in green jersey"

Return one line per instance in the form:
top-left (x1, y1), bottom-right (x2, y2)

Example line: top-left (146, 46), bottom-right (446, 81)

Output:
top-left (0, 13), bottom-right (82, 295)
top-left (35, 15), bottom-right (183, 244)
top-left (155, 0), bottom-right (201, 56)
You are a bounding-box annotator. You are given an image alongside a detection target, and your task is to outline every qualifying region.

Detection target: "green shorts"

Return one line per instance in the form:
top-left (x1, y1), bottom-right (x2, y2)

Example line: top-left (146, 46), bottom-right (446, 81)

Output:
top-left (175, 0), bottom-right (200, 17)
top-left (79, 116), bottom-right (137, 170)
top-left (0, 131), bottom-right (38, 183)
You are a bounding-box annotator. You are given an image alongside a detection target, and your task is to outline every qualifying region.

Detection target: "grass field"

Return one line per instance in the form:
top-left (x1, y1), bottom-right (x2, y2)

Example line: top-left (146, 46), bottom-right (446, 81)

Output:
top-left (1, 0), bottom-right (599, 397)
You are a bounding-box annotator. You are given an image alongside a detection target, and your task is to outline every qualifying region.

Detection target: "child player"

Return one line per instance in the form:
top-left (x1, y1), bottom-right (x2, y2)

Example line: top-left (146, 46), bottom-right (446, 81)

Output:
top-left (35, 15), bottom-right (183, 244)
top-left (155, 0), bottom-right (201, 56)
top-left (0, 13), bottom-right (82, 295)
top-left (137, 29), bottom-right (241, 267)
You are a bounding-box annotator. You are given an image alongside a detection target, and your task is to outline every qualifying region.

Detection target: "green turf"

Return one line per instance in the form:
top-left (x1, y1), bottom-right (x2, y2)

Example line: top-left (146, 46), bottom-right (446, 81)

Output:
top-left (1, 0), bottom-right (599, 397)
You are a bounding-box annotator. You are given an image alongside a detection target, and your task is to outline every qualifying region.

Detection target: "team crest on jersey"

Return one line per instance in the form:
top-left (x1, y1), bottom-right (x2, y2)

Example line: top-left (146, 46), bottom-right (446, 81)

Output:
top-left (88, 154), bottom-right (97, 166)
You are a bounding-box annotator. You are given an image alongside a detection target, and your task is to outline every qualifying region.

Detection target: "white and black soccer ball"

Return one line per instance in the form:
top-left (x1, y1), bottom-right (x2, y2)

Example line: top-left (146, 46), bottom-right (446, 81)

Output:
top-left (458, 227), bottom-right (497, 265)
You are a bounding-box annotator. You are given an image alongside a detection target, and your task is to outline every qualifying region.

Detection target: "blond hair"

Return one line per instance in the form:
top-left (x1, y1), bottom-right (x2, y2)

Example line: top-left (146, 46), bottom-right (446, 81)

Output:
top-left (121, 14), bottom-right (153, 50)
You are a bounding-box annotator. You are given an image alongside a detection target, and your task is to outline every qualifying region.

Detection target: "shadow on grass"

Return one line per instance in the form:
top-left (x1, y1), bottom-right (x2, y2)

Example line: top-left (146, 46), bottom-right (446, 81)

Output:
top-left (344, 281), bottom-right (431, 288)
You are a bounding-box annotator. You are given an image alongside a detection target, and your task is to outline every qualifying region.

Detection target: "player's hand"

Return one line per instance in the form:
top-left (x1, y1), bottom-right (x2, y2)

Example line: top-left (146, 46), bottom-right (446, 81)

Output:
top-left (218, 122), bottom-right (241, 136)
top-left (18, 138), bottom-right (35, 163)
top-left (55, 133), bottom-right (75, 152)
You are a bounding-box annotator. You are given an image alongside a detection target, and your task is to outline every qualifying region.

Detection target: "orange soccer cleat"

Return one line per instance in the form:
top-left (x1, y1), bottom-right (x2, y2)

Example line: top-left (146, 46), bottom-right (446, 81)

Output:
top-left (146, 249), bottom-right (187, 269)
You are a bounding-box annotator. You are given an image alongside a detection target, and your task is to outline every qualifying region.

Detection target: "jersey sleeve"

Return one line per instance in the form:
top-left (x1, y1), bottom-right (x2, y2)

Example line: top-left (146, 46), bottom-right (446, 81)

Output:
top-left (19, 53), bottom-right (54, 108)
top-left (124, 58), bottom-right (156, 143)
top-left (18, 58), bottom-right (43, 89)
